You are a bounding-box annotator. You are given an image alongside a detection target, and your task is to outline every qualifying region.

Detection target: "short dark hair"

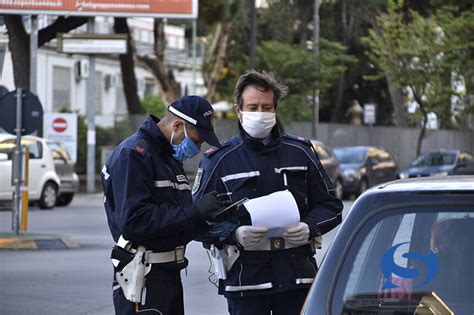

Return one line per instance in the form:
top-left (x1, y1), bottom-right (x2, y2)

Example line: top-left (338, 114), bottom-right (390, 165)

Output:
top-left (234, 70), bottom-right (288, 109)
top-left (161, 111), bottom-right (196, 131)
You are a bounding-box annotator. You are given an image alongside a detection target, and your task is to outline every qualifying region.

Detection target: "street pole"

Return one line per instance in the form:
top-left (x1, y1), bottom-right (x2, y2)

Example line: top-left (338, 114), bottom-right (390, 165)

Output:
top-left (29, 15), bottom-right (38, 95)
top-left (191, 19), bottom-right (197, 95)
top-left (86, 18), bottom-right (97, 193)
top-left (312, 0), bottom-right (320, 139)
top-left (12, 88), bottom-right (23, 234)
top-left (250, 0), bottom-right (257, 69)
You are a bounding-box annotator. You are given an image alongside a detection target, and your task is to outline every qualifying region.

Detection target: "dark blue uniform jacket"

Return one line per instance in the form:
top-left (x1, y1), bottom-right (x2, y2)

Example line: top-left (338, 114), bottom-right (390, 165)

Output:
top-left (192, 124), bottom-right (343, 297)
top-left (102, 115), bottom-right (206, 258)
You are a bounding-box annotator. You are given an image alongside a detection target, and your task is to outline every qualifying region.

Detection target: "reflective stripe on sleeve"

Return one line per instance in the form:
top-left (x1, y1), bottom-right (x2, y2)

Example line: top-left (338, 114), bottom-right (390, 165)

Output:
top-left (154, 180), bottom-right (190, 191)
top-left (220, 171), bottom-right (260, 183)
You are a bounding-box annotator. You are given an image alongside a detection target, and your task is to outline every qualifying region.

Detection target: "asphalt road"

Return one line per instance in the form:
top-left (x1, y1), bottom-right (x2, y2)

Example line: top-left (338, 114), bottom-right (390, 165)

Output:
top-left (0, 194), bottom-right (352, 315)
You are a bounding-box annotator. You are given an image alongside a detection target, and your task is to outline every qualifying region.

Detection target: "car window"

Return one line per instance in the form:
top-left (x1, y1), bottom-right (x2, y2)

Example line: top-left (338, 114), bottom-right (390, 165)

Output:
top-left (412, 152), bottom-right (457, 166)
top-left (0, 141), bottom-right (14, 159)
top-left (331, 207), bottom-right (474, 315)
top-left (313, 144), bottom-right (330, 160)
top-left (334, 147), bottom-right (367, 164)
top-left (2, 139), bottom-right (43, 159)
top-left (46, 141), bottom-right (71, 161)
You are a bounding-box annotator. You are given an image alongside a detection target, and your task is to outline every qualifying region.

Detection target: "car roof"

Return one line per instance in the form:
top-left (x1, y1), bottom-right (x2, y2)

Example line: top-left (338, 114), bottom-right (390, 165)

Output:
top-left (0, 134), bottom-right (44, 142)
top-left (373, 175), bottom-right (474, 192)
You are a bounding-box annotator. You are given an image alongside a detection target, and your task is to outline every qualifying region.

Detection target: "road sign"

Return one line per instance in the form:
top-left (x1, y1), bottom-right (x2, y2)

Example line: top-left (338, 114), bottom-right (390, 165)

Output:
top-left (44, 113), bottom-right (78, 162)
top-left (57, 34), bottom-right (128, 54)
top-left (52, 117), bottom-right (68, 133)
top-left (0, 90), bottom-right (43, 135)
top-left (364, 103), bottom-right (376, 125)
top-left (0, 0), bottom-right (198, 18)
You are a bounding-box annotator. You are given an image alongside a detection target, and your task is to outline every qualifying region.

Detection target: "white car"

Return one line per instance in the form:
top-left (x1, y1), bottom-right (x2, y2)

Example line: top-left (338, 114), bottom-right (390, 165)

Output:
top-left (0, 134), bottom-right (61, 209)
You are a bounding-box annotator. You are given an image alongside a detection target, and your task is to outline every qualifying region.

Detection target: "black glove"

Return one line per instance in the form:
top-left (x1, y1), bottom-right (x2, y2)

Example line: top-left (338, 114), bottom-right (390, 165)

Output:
top-left (195, 191), bottom-right (231, 218)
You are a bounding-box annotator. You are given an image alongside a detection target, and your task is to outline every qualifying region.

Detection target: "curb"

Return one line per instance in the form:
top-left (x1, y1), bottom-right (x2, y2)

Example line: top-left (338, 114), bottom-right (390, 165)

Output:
top-left (0, 232), bottom-right (80, 250)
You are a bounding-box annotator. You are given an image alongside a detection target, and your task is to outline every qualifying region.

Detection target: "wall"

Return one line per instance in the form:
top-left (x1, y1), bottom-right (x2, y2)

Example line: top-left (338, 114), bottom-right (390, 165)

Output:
top-left (183, 120), bottom-right (474, 175)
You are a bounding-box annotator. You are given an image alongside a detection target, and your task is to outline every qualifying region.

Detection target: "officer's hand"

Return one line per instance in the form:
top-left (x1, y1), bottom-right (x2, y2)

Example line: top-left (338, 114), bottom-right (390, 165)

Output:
top-left (282, 222), bottom-right (310, 245)
top-left (195, 191), bottom-right (230, 218)
top-left (234, 226), bottom-right (268, 247)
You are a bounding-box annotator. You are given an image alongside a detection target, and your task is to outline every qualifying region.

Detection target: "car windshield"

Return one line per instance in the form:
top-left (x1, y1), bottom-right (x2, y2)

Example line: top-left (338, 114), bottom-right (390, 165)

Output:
top-left (334, 147), bottom-right (367, 164)
top-left (46, 141), bottom-right (71, 161)
top-left (332, 207), bottom-right (474, 315)
top-left (412, 152), bottom-right (457, 167)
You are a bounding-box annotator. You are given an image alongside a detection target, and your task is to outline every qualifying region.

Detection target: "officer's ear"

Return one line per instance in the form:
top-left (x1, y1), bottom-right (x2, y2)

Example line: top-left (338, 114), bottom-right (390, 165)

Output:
top-left (172, 119), bottom-right (185, 132)
top-left (234, 104), bottom-right (242, 121)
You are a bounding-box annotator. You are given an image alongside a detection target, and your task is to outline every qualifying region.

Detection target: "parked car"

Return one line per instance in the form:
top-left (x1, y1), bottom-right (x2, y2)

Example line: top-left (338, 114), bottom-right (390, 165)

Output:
top-left (400, 150), bottom-right (474, 178)
top-left (0, 135), bottom-right (60, 209)
top-left (310, 140), bottom-right (343, 199)
top-left (302, 176), bottom-right (474, 314)
top-left (334, 146), bottom-right (399, 197)
top-left (45, 140), bottom-right (79, 206)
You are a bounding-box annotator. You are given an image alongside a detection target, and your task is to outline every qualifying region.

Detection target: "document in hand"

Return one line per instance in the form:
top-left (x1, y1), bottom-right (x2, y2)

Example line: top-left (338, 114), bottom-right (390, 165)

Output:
top-left (243, 190), bottom-right (300, 238)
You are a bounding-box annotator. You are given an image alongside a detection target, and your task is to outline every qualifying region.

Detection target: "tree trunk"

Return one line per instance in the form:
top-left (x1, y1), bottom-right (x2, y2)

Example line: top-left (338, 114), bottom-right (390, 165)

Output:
top-left (413, 91), bottom-right (428, 156)
top-left (4, 15), bottom-right (30, 89)
top-left (386, 76), bottom-right (408, 126)
top-left (4, 14), bottom-right (87, 90)
top-left (205, 22), bottom-right (232, 102)
top-left (137, 19), bottom-right (181, 103)
top-left (202, 23), bottom-right (222, 87)
top-left (331, 0), bottom-right (354, 122)
top-left (114, 18), bottom-right (142, 116)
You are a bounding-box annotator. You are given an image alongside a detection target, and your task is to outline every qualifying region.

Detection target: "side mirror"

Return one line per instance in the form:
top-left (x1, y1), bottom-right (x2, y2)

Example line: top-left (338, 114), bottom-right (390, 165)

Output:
top-left (0, 153), bottom-right (8, 161)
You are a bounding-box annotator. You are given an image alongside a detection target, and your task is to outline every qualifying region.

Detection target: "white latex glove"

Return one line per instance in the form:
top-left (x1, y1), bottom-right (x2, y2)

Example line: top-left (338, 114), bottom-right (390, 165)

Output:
top-left (282, 222), bottom-right (310, 245)
top-left (234, 226), bottom-right (268, 247)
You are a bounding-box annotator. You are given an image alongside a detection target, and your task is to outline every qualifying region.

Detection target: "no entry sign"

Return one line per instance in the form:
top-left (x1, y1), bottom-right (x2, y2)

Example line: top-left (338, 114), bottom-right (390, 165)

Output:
top-left (52, 117), bottom-right (68, 133)
top-left (43, 113), bottom-right (78, 162)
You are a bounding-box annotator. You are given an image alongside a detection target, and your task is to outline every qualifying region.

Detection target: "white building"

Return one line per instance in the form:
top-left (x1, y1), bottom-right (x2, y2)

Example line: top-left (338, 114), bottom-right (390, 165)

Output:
top-left (0, 16), bottom-right (206, 128)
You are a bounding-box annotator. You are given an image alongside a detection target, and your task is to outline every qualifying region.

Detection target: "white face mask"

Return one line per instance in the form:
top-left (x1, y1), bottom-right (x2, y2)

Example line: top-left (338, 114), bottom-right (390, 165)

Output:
top-left (240, 111), bottom-right (276, 139)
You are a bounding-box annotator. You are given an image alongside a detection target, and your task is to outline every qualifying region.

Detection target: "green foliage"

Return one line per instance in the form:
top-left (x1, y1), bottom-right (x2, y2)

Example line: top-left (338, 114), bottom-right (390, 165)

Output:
top-left (140, 94), bottom-right (167, 117)
top-left (256, 40), bottom-right (355, 122)
top-left (363, 0), bottom-right (474, 153)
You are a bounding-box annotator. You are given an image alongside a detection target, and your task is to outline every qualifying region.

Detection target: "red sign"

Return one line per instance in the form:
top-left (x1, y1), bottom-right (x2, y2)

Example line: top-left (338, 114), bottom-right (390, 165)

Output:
top-left (0, 0), bottom-right (197, 18)
top-left (52, 117), bottom-right (68, 133)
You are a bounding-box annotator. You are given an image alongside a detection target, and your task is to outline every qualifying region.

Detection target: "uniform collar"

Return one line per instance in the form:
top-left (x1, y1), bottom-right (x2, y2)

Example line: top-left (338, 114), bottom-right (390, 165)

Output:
top-left (139, 115), bottom-right (172, 154)
top-left (238, 121), bottom-right (281, 153)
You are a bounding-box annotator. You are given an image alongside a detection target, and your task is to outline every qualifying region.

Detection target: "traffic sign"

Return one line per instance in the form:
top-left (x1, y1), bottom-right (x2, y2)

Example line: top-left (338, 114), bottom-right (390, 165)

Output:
top-left (52, 117), bottom-right (68, 133)
top-left (0, 90), bottom-right (43, 135)
top-left (364, 103), bottom-right (376, 125)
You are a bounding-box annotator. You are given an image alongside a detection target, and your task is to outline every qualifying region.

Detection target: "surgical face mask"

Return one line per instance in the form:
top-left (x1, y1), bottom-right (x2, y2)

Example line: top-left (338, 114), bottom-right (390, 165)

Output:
top-left (240, 111), bottom-right (276, 139)
top-left (170, 125), bottom-right (200, 161)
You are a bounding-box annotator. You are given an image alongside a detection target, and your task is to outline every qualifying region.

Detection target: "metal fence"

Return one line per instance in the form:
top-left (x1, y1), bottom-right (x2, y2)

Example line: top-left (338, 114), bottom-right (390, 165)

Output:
top-left (93, 115), bottom-right (474, 177)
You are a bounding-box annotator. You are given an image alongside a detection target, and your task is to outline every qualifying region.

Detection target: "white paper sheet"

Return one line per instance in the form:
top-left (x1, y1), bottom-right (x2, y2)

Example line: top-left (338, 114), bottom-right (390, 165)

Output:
top-left (243, 190), bottom-right (300, 238)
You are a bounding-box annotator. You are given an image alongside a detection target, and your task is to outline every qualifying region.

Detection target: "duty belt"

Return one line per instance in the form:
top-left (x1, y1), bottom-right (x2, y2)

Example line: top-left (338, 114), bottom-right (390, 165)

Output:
top-left (112, 235), bottom-right (186, 266)
top-left (244, 237), bottom-right (310, 251)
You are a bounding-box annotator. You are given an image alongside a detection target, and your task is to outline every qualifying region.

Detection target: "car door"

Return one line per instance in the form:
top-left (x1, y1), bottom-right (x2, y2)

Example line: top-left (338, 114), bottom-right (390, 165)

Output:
top-left (0, 141), bottom-right (14, 200)
top-left (2, 138), bottom-right (44, 198)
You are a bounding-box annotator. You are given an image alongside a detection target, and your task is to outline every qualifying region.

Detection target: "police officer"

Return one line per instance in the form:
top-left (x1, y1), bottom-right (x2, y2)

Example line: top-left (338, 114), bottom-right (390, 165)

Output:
top-left (102, 96), bottom-right (228, 315)
top-left (192, 71), bottom-right (343, 315)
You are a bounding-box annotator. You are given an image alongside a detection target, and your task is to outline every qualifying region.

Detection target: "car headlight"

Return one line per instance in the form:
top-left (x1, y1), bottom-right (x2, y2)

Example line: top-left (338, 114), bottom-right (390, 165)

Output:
top-left (399, 172), bottom-right (408, 179)
top-left (433, 172), bottom-right (448, 176)
top-left (343, 169), bottom-right (360, 180)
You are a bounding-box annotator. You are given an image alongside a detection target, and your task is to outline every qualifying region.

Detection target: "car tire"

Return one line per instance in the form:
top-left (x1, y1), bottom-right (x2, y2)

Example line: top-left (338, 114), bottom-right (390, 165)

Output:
top-left (359, 178), bottom-right (369, 196)
top-left (56, 193), bottom-right (74, 207)
top-left (334, 178), bottom-right (344, 200)
top-left (38, 182), bottom-right (58, 210)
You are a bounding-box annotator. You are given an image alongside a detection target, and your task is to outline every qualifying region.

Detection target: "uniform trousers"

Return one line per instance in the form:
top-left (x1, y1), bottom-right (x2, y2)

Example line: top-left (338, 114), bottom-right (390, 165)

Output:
top-left (113, 268), bottom-right (184, 315)
top-left (227, 288), bottom-right (309, 315)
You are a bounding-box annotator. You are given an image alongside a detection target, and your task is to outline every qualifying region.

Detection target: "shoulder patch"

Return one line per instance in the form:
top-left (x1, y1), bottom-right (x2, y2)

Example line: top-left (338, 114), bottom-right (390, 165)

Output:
top-left (204, 142), bottom-right (231, 158)
top-left (132, 139), bottom-right (149, 156)
top-left (283, 133), bottom-right (313, 147)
